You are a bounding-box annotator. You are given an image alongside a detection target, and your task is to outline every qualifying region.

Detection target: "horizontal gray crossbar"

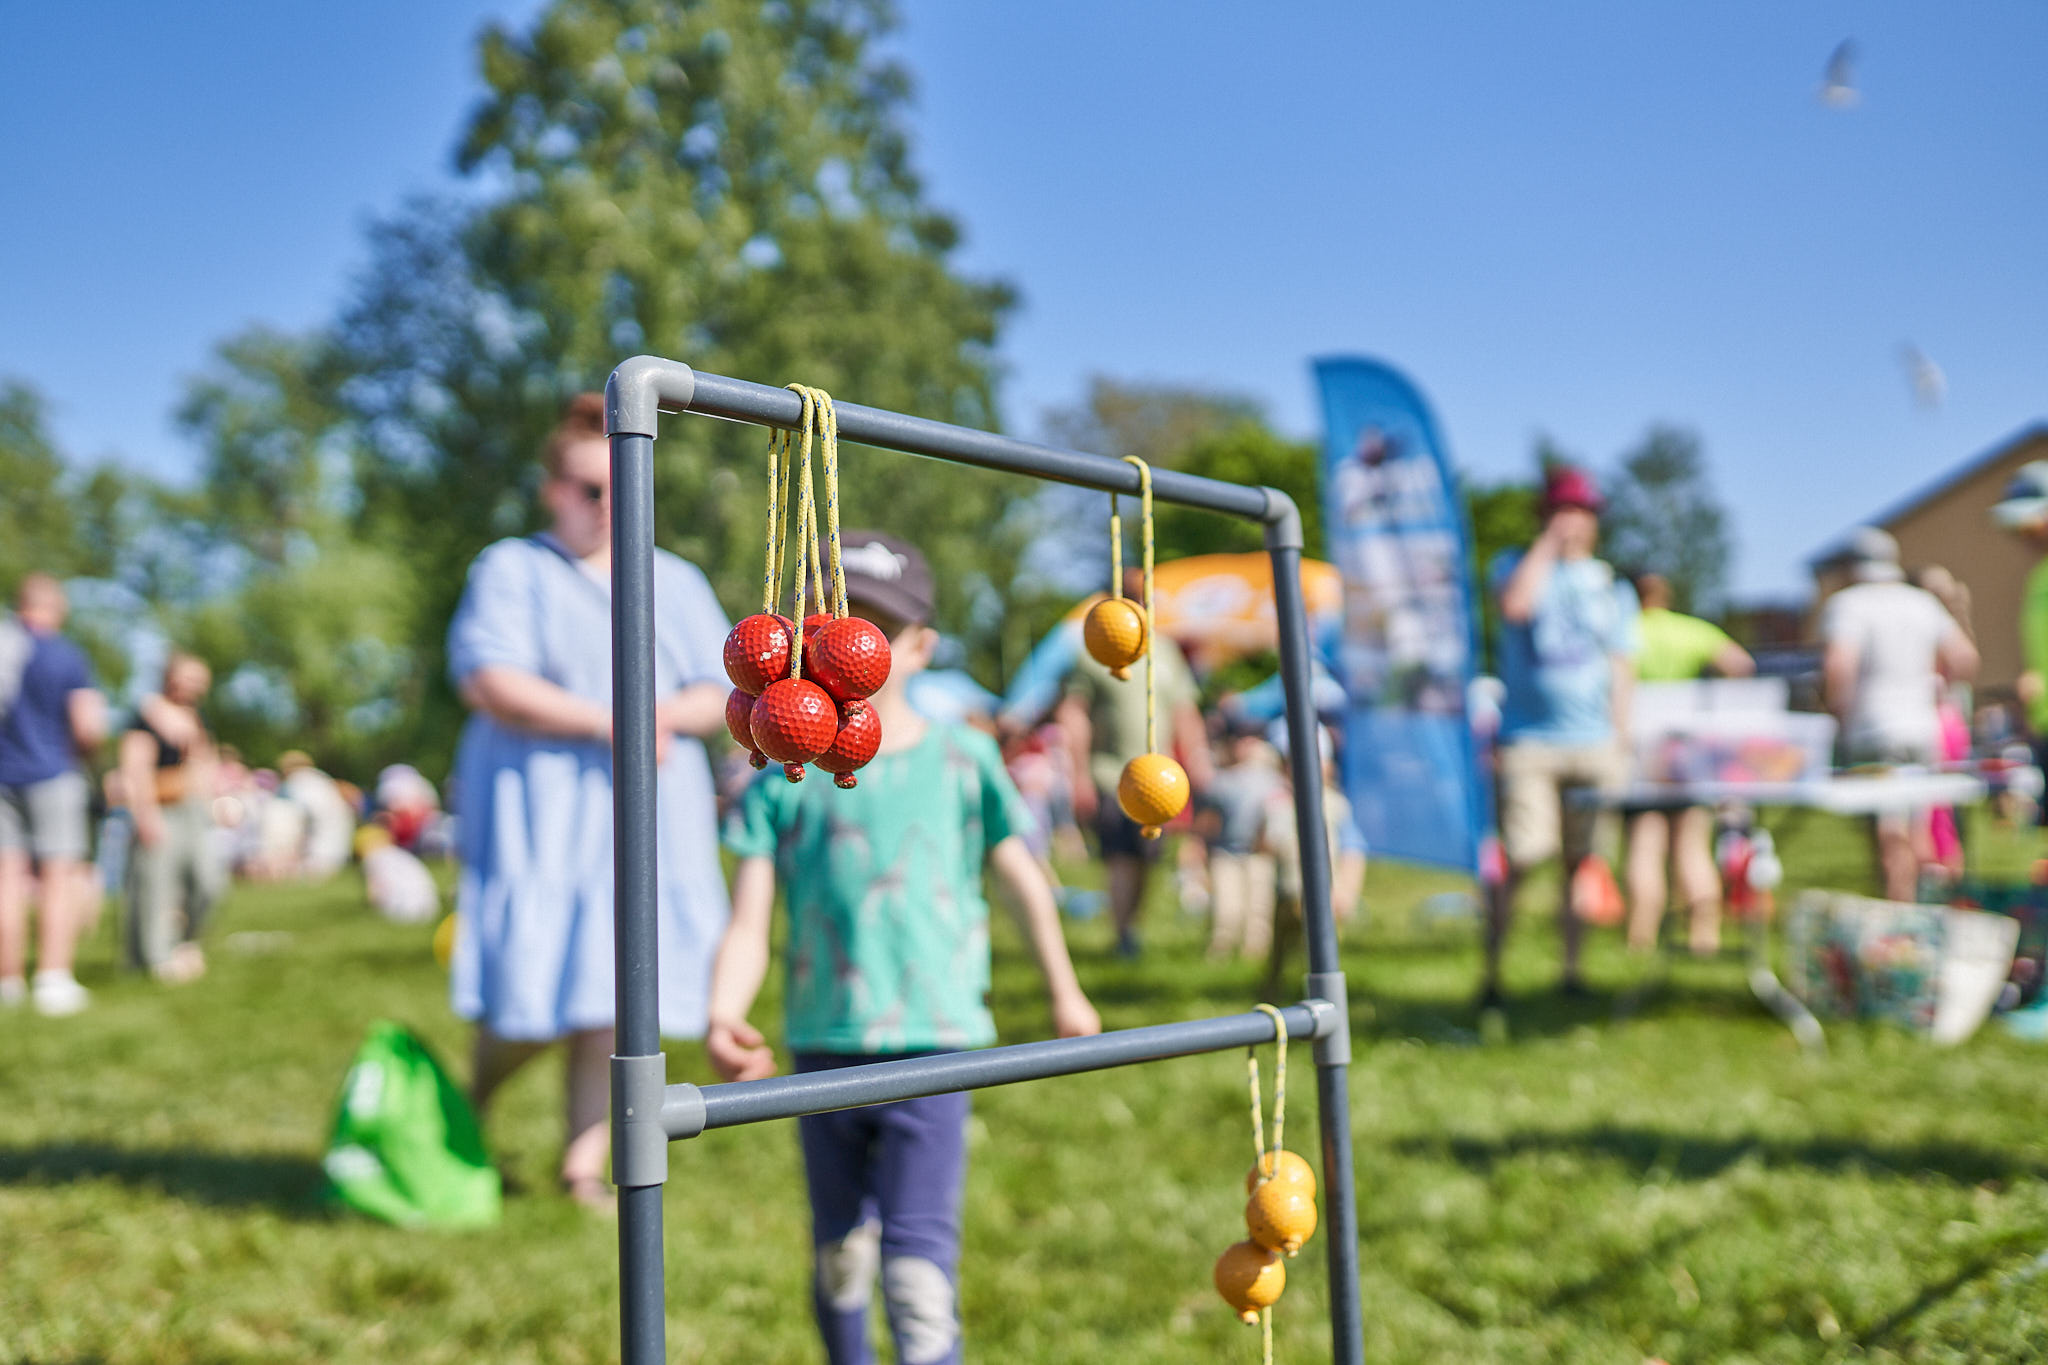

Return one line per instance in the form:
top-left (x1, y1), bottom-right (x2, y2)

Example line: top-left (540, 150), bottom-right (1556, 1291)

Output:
top-left (663, 1001), bottom-right (1334, 1139)
top-left (605, 356), bottom-right (1299, 542)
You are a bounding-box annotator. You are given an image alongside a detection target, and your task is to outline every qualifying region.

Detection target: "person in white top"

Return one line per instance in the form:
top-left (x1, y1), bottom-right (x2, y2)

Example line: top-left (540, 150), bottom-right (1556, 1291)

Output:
top-left (1820, 527), bottom-right (1978, 899)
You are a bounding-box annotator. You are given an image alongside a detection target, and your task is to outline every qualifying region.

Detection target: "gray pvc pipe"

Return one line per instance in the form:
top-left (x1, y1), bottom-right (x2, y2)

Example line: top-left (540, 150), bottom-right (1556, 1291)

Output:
top-left (664, 1003), bottom-right (1329, 1137)
top-left (609, 432), bottom-right (667, 1365)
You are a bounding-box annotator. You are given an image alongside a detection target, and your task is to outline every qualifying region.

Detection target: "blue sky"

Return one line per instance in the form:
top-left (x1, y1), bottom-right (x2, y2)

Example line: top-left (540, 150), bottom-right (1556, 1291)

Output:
top-left (3, 2), bottom-right (2042, 597)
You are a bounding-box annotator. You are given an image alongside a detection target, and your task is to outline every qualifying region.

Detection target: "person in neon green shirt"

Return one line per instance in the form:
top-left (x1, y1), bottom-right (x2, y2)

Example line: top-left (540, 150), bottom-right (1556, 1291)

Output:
top-left (1625, 573), bottom-right (1754, 954)
top-left (1993, 462), bottom-right (2048, 821)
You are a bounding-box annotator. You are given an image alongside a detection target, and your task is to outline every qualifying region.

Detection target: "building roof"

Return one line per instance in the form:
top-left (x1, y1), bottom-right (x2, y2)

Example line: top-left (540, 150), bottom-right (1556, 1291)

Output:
top-left (1807, 421), bottom-right (2048, 570)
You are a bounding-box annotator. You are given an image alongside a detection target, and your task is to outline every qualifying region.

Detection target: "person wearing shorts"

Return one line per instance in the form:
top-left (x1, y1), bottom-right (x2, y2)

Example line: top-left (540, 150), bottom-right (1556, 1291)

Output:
top-left (0, 575), bottom-right (107, 1016)
top-left (1991, 463), bottom-right (2048, 826)
top-left (1056, 570), bottom-right (1213, 958)
top-left (1481, 467), bottom-right (1639, 1008)
top-left (1820, 527), bottom-right (1977, 900)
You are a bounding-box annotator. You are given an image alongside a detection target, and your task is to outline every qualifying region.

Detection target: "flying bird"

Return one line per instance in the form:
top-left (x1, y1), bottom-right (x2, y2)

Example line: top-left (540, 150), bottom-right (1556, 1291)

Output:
top-left (1900, 344), bottom-right (1947, 409)
top-left (1821, 39), bottom-right (1859, 109)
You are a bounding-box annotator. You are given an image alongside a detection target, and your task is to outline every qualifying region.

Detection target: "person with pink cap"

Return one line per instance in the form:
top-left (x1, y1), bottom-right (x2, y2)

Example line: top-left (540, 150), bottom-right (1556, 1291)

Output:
top-left (1479, 465), bottom-right (1639, 1009)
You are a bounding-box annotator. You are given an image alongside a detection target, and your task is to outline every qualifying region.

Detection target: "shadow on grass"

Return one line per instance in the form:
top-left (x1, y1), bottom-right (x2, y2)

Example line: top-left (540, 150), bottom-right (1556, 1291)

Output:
top-left (1397, 1126), bottom-right (2048, 1186)
top-left (0, 1142), bottom-right (328, 1216)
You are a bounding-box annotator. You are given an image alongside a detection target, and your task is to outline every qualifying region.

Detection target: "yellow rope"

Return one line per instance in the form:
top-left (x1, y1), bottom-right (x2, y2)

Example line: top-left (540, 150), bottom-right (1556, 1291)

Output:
top-left (1121, 456), bottom-right (1155, 755)
top-left (1248, 1002), bottom-right (1287, 1365)
top-left (1109, 493), bottom-right (1123, 599)
top-left (818, 390), bottom-right (847, 617)
top-left (1248, 1002), bottom-right (1287, 1173)
top-left (787, 387), bottom-right (818, 678)
top-left (762, 397), bottom-right (803, 615)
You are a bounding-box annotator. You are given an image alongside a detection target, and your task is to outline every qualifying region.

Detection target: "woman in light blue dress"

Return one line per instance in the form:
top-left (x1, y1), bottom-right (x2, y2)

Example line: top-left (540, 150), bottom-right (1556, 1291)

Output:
top-left (447, 393), bottom-right (730, 1205)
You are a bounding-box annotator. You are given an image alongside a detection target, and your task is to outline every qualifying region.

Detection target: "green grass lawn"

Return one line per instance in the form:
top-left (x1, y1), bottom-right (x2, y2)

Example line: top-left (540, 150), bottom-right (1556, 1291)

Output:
top-left (5, 810), bottom-right (2048, 1363)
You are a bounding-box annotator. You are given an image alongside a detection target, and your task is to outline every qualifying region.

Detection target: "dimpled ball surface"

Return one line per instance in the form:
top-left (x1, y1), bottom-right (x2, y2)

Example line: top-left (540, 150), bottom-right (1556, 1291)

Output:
top-left (1117, 752), bottom-right (1190, 833)
top-left (724, 614), bottom-right (793, 695)
top-left (1245, 1181), bottom-right (1318, 1257)
top-left (806, 617), bottom-right (893, 701)
top-left (815, 698), bottom-right (883, 787)
top-left (1083, 597), bottom-right (1148, 676)
top-left (724, 687), bottom-right (760, 754)
top-left (749, 678), bottom-right (837, 765)
top-left (1245, 1150), bottom-right (1316, 1199)
top-left (1212, 1240), bottom-right (1285, 1324)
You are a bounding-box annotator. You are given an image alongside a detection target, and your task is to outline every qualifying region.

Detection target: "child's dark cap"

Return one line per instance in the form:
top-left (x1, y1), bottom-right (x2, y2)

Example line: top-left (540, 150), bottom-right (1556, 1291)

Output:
top-left (838, 530), bottom-right (934, 626)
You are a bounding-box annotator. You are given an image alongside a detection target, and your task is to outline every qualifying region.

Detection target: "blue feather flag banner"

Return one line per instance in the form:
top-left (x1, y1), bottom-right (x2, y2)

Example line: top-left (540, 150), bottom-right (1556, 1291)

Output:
top-left (1313, 357), bottom-right (1492, 874)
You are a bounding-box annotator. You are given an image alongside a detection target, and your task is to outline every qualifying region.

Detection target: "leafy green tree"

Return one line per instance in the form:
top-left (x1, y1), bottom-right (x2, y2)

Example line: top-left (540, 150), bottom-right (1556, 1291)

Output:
top-left (1157, 421), bottom-right (1322, 562)
top-left (1025, 379), bottom-right (1275, 596)
top-left (1600, 424), bottom-right (1730, 614)
top-left (172, 333), bottom-right (427, 773)
top-left (0, 383), bottom-right (91, 590)
top-left (327, 0), bottom-right (1021, 769)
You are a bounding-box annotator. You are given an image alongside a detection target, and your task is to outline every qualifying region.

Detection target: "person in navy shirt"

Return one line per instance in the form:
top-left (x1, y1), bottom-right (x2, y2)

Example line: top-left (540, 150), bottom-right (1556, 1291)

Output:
top-left (0, 575), bottom-right (107, 1016)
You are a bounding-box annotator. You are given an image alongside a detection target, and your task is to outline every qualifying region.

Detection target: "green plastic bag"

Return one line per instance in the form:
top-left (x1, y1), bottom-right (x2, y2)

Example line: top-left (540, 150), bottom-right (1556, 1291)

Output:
top-left (321, 1020), bottom-right (501, 1228)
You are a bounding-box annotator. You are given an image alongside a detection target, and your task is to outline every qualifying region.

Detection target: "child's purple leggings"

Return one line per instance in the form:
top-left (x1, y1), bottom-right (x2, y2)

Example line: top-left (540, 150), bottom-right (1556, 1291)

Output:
top-left (795, 1052), bottom-right (969, 1365)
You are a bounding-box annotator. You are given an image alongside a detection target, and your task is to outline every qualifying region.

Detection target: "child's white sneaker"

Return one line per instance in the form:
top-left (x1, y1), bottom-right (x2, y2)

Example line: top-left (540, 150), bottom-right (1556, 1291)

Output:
top-left (0, 976), bottom-right (24, 1008)
top-left (31, 971), bottom-right (89, 1018)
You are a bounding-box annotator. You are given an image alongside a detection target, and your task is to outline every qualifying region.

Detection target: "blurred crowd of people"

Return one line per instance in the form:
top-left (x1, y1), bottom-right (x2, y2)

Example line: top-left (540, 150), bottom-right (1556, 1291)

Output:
top-left (0, 572), bottom-right (453, 1016)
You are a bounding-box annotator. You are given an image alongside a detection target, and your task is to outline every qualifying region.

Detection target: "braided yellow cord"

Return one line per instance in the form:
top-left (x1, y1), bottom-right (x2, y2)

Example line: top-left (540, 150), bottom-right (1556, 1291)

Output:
top-left (1248, 1001), bottom-right (1287, 1365)
top-left (763, 401), bottom-right (801, 615)
top-left (788, 387), bottom-right (818, 678)
top-left (1121, 456), bottom-right (1155, 754)
top-left (818, 391), bottom-right (847, 617)
top-left (1109, 494), bottom-right (1123, 599)
top-left (1248, 1002), bottom-right (1288, 1171)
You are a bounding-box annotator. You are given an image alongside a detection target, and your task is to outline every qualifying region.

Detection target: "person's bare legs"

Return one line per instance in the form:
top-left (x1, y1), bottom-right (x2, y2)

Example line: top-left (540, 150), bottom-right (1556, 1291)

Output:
top-left (0, 851), bottom-right (30, 991)
top-left (1625, 811), bottom-right (1670, 953)
top-left (1875, 816), bottom-right (1920, 902)
top-left (1481, 869), bottom-right (1521, 1005)
top-left (1207, 851), bottom-right (1247, 959)
top-left (1557, 872), bottom-right (1586, 986)
top-left (1107, 854), bottom-right (1148, 951)
top-left (471, 1028), bottom-right (547, 1116)
top-left (34, 857), bottom-right (84, 976)
top-left (1671, 807), bottom-right (1722, 954)
top-left (562, 1027), bottom-right (615, 1207)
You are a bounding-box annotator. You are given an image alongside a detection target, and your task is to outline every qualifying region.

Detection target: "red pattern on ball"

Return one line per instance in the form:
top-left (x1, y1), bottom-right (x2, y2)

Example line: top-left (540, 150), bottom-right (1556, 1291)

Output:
top-left (724, 614), bottom-right (794, 695)
top-left (806, 617), bottom-right (893, 702)
top-left (749, 678), bottom-right (838, 769)
top-left (814, 698), bottom-right (883, 786)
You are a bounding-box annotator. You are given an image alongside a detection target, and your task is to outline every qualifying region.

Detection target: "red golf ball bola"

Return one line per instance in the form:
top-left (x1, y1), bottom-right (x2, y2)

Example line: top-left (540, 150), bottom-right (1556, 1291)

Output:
top-left (750, 677), bottom-right (838, 782)
top-left (723, 613), bottom-right (794, 696)
top-left (814, 698), bottom-right (883, 788)
top-left (805, 617), bottom-right (892, 702)
top-left (725, 688), bottom-right (767, 769)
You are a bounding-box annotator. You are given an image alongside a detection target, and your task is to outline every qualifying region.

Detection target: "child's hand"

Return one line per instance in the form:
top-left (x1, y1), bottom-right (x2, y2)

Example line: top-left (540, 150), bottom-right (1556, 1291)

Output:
top-left (1051, 988), bottom-right (1101, 1040)
top-left (706, 1016), bottom-right (778, 1082)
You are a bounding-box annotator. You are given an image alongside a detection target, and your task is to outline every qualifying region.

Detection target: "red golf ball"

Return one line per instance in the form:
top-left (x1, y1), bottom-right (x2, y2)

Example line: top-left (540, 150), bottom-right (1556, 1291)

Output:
top-left (815, 698), bottom-right (883, 788)
top-left (749, 678), bottom-right (838, 777)
top-left (806, 617), bottom-right (893, 702)
top-left (724, 614), bottom-right (794, 695)
top-left (724, 688), bottom-right (763, 763)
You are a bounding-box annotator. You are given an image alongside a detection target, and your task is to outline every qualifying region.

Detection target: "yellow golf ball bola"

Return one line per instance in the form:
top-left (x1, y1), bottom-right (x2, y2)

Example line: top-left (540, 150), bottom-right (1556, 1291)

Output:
top-left (1213, 1239), bottom-right (1286, 1324)
top-left (1246, 1179), bottom-right (1319, 1257)
top-left (1082, 595), bottom-right (1148, 679)
top-left (1117, 752), bottom-right (1189, 838)
top-left (1245, 1149), bottom-right (1316, 1200)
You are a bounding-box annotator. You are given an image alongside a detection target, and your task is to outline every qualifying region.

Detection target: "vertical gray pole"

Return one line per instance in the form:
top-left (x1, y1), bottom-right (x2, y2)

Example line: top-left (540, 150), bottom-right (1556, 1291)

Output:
top-left (1267, 509), bottom-right (1365, 1365)
top-left (610, 432), bottom-right (667, 1365)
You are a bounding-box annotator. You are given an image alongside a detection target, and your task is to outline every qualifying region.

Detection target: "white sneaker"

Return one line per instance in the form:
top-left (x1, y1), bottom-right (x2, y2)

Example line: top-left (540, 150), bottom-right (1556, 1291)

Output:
top-left (31, 972), bottom-right (89, 1018)
top-left (0, 976), bottom-right (24, 1008)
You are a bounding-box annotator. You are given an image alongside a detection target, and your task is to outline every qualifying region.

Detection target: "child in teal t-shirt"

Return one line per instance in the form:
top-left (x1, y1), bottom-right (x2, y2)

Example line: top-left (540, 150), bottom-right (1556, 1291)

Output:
top-left (707, 531), bottom-right (1098, 1365)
